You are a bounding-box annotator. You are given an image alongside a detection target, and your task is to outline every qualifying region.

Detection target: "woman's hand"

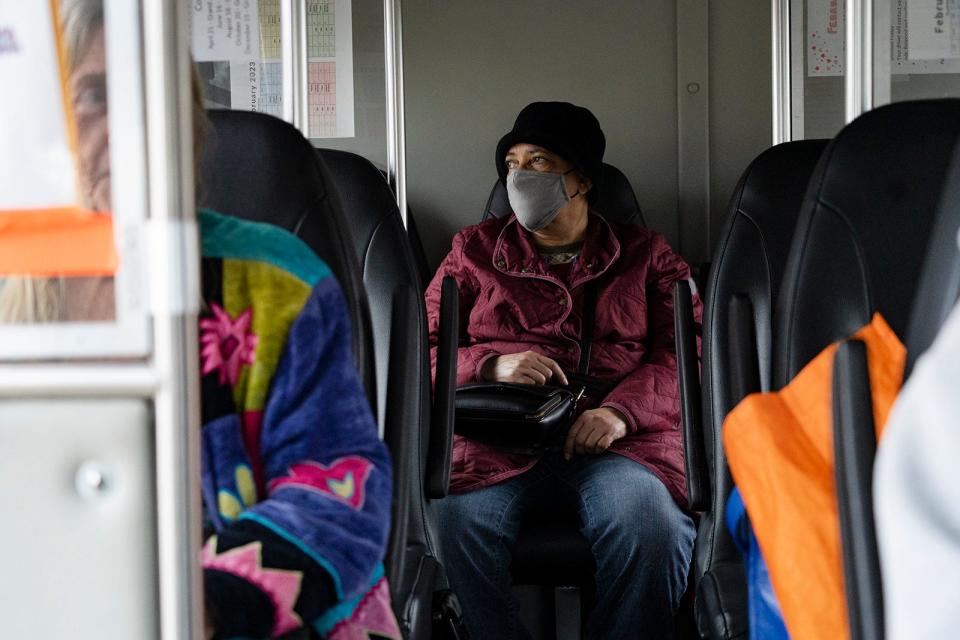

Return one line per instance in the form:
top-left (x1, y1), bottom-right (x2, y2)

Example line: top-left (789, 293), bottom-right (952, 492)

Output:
top-left (481, 350), bottom-right (569, 386)
top-left (563, 407), bottom-right (628, 459)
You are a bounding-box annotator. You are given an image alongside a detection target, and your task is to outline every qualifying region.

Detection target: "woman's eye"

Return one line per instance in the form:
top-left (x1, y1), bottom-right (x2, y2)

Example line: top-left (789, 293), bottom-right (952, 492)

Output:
top-left (505, 159), bottom-right (518, 169)
top-left (74, 85), bottom-right (107, 115)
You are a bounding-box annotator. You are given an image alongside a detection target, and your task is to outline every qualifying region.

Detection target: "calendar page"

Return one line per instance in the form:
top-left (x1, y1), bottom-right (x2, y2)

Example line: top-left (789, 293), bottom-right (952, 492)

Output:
top-left (190, 0), bottom-right (354, 138)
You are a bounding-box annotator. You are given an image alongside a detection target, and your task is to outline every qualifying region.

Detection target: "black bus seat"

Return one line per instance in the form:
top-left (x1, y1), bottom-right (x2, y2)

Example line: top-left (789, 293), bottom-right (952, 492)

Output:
top-left (774, 99), bottom-right (960, 386)
top-left (199, 110), bottom-right (398, 637)
top-left (773, 99), bottom-right (960, 640)
top-left (902, 141), bottom-right (960, 377)
top-left (406, 206), bottom-right (434, 292)
top-left (199, 110), bottom-right (376, 407)
top-left (317, 147), bottom-right (463, 640)
top-left (835, 123), bottom-right (960, 640)
top-left (676, 139), bottom-right (829, 639)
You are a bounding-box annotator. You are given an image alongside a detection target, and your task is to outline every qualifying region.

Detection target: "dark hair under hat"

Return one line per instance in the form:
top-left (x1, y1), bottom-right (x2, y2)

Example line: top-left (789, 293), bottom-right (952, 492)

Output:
top-left (496, 101), bottom-right (606, 203)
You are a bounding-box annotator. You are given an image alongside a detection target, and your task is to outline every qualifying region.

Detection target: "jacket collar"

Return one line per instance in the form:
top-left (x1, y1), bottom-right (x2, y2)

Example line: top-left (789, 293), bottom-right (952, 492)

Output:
top-left (492, 211), bottom-right (621, 286)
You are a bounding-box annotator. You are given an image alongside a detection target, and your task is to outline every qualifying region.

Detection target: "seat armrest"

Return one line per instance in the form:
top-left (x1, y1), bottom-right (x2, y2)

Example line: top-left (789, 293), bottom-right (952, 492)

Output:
top-left (832, 339), bottom-right (885, 640)
top-left (675, 280), bottom-right (708, 511)
top-left (427, 277), bottom-right (457, 499)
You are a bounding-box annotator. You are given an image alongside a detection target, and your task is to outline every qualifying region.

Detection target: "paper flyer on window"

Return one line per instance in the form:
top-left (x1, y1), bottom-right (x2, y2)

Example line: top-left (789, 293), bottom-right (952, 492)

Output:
top-left (896, 0), bottom-right (960, 72)
top-left (907, 0), bottom-right (960, 58)
top-left (190, 0), bottom-right (275, 114)
top-left (807, 0), bottom-right (845, 76)
top-left (1, 4), bottom-right (76, 209)
top-left (190, 0), bottom-right (355, 138)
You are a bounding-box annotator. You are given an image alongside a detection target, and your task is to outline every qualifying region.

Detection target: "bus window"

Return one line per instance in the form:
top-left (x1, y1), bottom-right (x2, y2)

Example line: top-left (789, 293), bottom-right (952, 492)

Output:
top-left (190, 1), bottom-right (363, 143)
top-left (0, 0), bottom-right (149, 359)
top-left (0, 1), bottom-right (115, 324)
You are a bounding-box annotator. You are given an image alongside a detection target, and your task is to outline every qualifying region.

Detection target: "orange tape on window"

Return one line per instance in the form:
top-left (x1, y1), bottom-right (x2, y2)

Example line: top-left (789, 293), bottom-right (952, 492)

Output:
top-left (0, 208), bottom-right (118, 276)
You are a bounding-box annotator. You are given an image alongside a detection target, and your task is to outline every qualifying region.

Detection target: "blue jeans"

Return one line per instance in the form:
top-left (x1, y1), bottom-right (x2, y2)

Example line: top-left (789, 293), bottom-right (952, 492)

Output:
top-left (434, 452), bottom-right (695, 639)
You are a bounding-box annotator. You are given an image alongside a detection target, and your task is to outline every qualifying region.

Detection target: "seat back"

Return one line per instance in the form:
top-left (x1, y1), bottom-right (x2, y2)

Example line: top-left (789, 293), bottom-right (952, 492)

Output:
top-left (199, 110), bottom-right (376, 406)
top-left (694, 139), bottom-right (828, 639)
top-left (482, 162), bottom-right (646, 226)
top-left (905, 141), bottom-right (960, 373)
top-left (771, 100), bottom-right (960, 640)
top-left (406, 207), bottom-right (434, 291)
top-left (834, 137), bottom-right (960, 640)
top-left (317, 148), bottom-right (452, 640)
top-left (318, 148), bottom-right (426, 433)
top-left (775, 100), bottom-right (960, 386)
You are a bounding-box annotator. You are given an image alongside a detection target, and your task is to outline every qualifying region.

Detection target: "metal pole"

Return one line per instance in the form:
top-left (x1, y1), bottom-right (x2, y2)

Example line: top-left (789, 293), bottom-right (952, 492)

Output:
top-left (297, 1), bottom-right (309, 137)
top-left (281, 0), bottom-right (310, 136)
top-left (142, 1), bottom-right (203, 639)
top-left (845, 0), bottom-right (873, 122)
top-left (281, 0), bottom-right (295, 125)
top-left (772, 0), bottom-right (792, 144)
top-left (384, 0), bottom-right (408, 227)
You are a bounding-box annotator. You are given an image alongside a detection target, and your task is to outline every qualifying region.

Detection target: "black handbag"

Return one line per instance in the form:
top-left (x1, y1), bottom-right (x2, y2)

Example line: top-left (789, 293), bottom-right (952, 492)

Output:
top-left (453, 382), bottom-right (578, 453)
top-left (454, 279), bottom-right (603, 454)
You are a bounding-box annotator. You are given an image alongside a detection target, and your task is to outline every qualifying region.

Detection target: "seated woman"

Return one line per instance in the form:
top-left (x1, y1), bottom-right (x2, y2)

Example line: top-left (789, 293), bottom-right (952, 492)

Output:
top-left (0, 2), bottom-right (401, 637)
top-left (425, 101), bottom-right (700, 639)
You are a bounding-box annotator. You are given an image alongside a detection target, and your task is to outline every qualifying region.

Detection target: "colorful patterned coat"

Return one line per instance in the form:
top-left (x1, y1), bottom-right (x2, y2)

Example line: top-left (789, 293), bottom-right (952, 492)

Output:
top-left (197, 209), bottom-right (399, 639)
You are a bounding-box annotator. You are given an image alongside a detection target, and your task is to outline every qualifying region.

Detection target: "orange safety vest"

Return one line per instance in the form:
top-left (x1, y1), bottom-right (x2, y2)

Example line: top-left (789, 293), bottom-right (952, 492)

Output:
top-left (723, 313), bottom-right (905, 640)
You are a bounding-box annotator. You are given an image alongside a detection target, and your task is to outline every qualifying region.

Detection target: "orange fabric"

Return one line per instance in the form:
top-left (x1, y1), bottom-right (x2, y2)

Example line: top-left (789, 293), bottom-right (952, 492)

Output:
top-left (0, 208), bottom-right (117, 276)
top-left (723, 313), bottom-right (905, 640)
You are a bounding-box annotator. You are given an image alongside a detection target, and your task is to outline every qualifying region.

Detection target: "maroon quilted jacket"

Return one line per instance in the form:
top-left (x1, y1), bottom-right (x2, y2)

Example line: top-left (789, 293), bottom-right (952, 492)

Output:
top-left (425, 212), bottom-right (702, 507)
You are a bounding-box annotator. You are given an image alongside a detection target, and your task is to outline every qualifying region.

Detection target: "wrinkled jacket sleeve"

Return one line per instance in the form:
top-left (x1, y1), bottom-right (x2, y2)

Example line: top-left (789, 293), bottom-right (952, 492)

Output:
top-left (601, 233), bottom-right (703, 433)
top-left (203, 279), bottom-right (392, 639)
top-left (426, 229), bottom-right (499, 385)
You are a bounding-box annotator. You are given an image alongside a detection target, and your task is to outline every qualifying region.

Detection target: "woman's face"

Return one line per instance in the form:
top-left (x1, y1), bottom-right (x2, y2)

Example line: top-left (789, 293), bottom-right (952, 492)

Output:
top-left (69, 24), bottom-right (110, 213)
top-left (504, 143), bottom-right (589, 197)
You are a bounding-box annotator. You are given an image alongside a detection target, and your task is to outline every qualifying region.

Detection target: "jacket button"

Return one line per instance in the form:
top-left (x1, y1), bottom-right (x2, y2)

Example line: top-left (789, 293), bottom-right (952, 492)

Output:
top-left (496, 259), bottom-right (506, 269)
top-left (558, 298), bottom-right (567, 307)
top-left (567, 345), bottom-right (575, 352)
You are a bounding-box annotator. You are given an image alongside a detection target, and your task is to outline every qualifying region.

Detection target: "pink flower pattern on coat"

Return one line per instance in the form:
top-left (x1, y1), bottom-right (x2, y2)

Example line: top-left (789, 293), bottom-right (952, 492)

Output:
top-left (200, 303), bottom-right (259, 386)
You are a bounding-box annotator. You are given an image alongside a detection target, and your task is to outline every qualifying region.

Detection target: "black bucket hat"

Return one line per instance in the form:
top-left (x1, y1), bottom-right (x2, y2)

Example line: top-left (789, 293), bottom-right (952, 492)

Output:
top-left (495, 101), bottom-right (606, 203)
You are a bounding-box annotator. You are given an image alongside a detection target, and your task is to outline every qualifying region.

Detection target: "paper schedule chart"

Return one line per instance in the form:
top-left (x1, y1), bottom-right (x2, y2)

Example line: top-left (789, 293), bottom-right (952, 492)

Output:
top-left (190, 0), bottom-right (354, 138)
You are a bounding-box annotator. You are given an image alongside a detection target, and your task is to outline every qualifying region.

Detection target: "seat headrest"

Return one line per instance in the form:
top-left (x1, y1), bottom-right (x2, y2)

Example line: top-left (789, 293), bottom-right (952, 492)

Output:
top-left (775, 99), bottom-right (960, 385)
top-left (199, 110), bottom-right (364, 291)
top-left (199, 110), bottom-right (374, 397)
top-left (905, 141), bottom-right (960, 375)
top-left (706, 139), bottom-right (829, 394)
top-left (317, 148), bottom-right (402, 263)
top-left (482, 162), bottom-right (646, 226)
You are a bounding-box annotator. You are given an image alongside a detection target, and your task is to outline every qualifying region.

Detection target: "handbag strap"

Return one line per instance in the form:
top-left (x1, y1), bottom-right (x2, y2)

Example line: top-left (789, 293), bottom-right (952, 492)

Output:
top-left (577, 278), bottom-right (600, 374)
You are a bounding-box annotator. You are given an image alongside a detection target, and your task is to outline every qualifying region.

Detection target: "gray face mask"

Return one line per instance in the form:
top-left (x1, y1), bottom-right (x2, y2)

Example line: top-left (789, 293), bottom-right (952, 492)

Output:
top-left (506, 169), bottom-right (579, 232)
